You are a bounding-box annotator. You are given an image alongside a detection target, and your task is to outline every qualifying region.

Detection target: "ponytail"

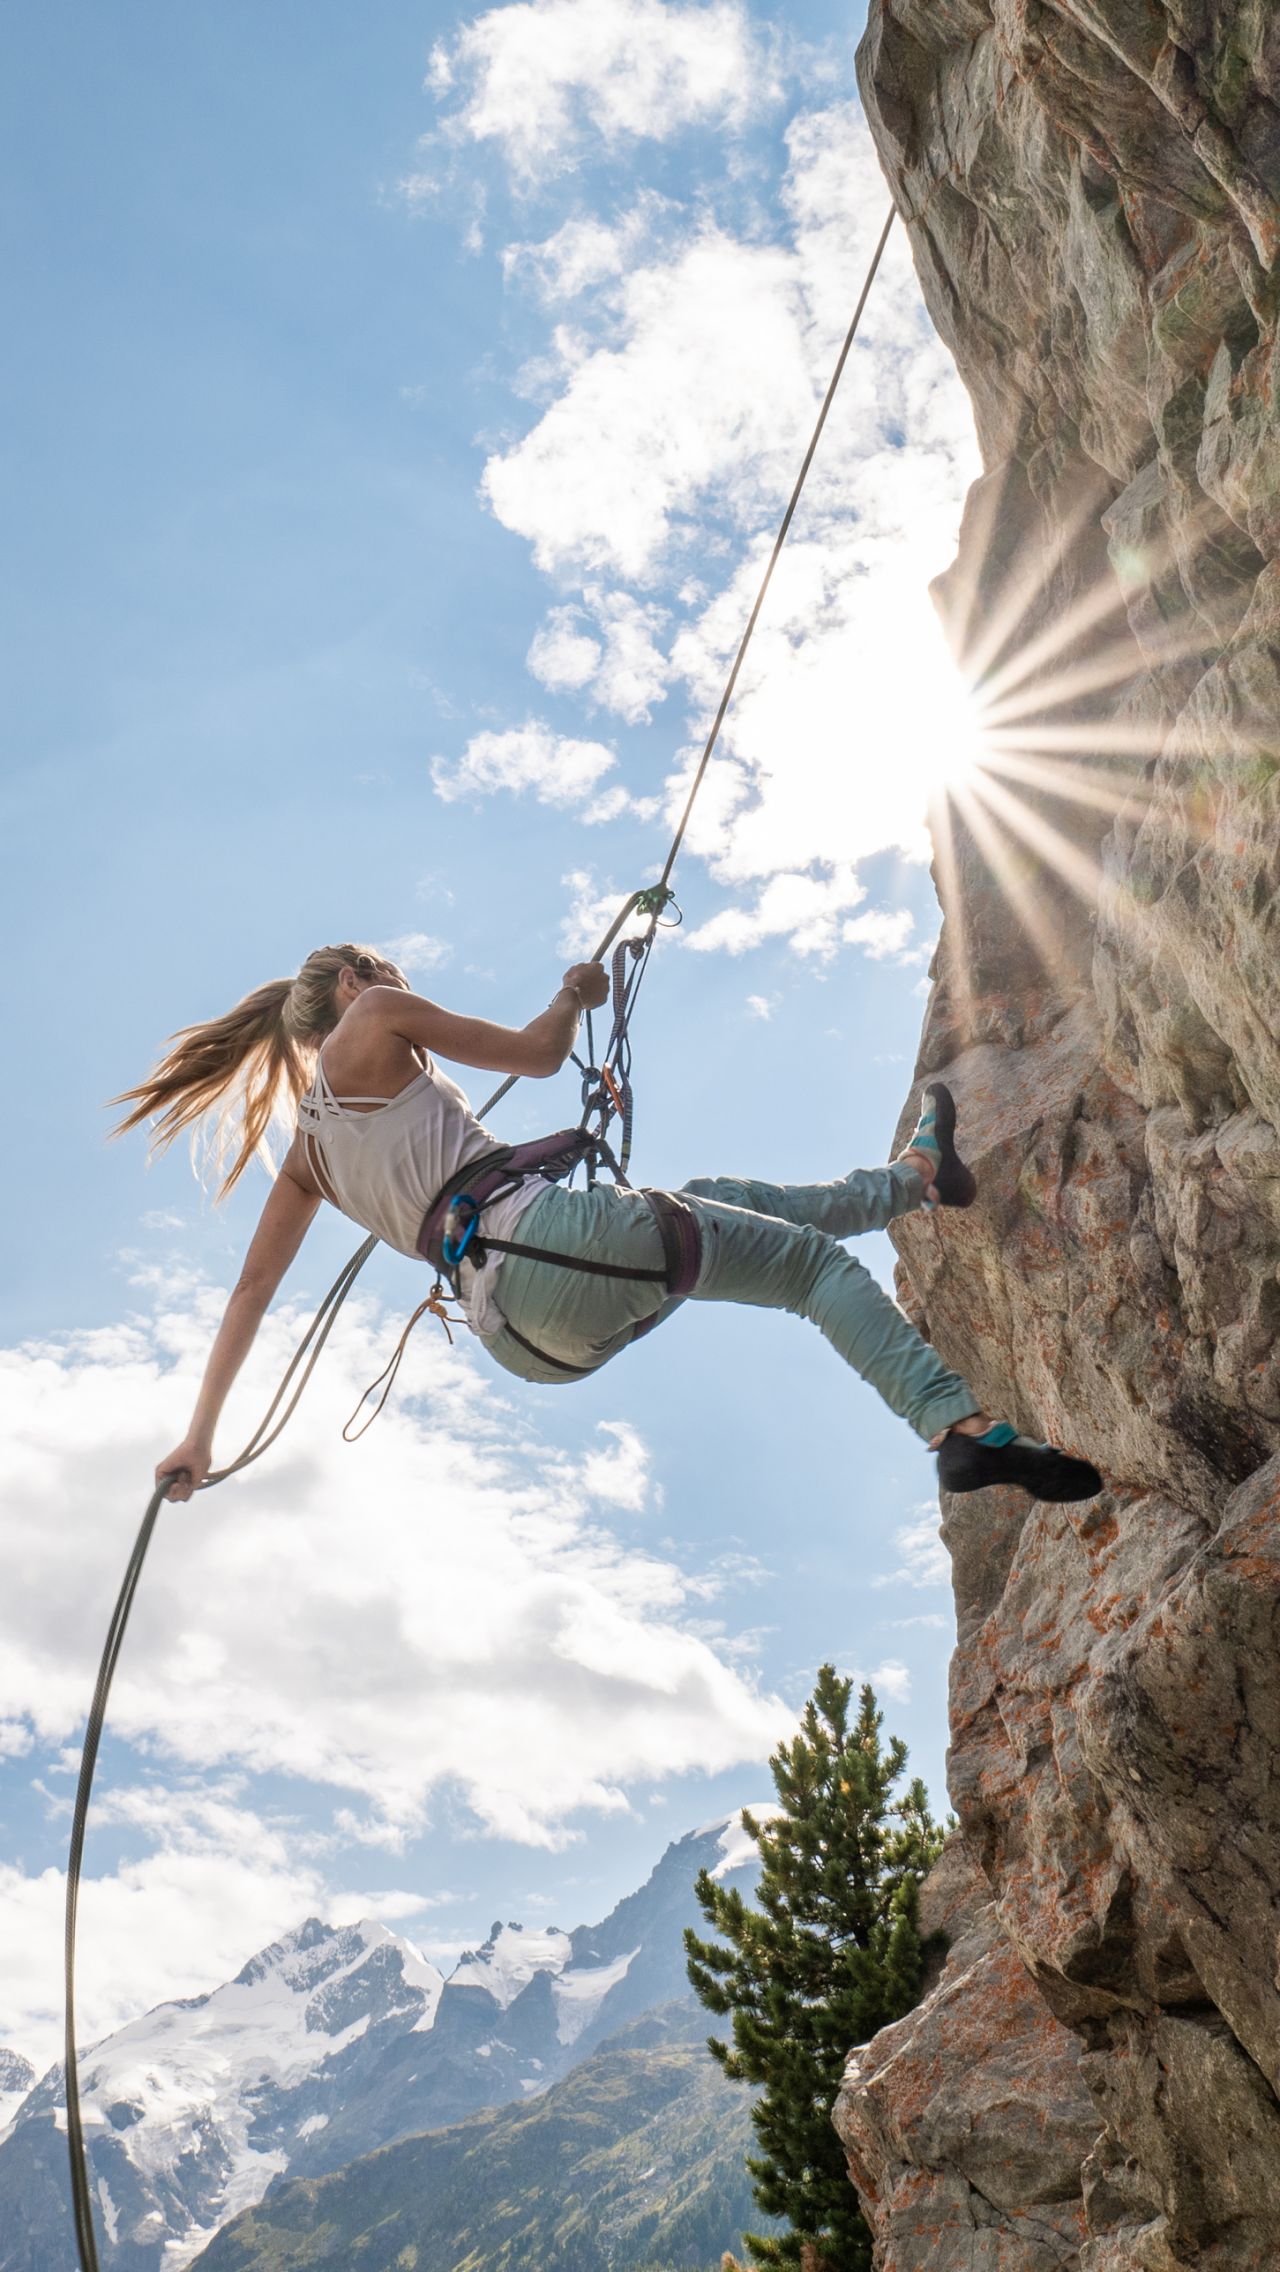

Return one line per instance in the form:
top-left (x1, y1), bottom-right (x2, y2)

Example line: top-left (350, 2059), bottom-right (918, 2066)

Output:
top-left (111, 942), bottom-right (397, 1199)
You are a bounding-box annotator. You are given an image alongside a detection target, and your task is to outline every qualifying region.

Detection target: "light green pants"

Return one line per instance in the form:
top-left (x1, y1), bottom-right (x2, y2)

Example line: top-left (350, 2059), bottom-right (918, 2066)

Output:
top-left (481, 1164), bottom-right (978, 1443)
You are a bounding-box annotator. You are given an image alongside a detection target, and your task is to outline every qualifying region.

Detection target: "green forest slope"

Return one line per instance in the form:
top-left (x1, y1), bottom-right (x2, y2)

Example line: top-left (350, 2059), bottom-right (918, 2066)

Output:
top-left (191, 2005), bottom-right (773, 2272)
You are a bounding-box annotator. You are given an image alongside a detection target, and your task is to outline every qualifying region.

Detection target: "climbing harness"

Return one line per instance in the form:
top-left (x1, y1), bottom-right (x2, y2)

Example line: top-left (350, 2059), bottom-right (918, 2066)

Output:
top-left (418, 1132), bottom-right (704, 1377)
top-left (64, 206), bottom-right (897, 2272)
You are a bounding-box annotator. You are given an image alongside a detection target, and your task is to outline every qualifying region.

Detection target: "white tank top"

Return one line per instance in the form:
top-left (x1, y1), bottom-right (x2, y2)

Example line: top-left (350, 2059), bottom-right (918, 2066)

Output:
top-left (295, 1051), bottom-right (546, 1339)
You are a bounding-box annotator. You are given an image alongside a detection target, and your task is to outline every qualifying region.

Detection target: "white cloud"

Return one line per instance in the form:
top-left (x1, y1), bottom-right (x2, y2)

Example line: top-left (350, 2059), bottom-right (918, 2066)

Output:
top-left (871, 1504), bottom-right (950, 1591)
top-left (842, 909), bottom-right (915, 959)
top-left (431, 722), bottom-right (617, 807)
top-left (528, 588), bottom-right (669, 723)
top-left (527, 609), bottom-right (603, 694)
top-left (430, 0), bottom-right (774, 183)
top-left (745, 994), bottom-right (774, 1020)
top-left (863, 1657), bottom-right (911, 1703)
top-left (503, 197), bottom-right (671, 302)
top-left (587, 590), bottom-right (669, 720)
top-left (580, 781), bottom-right (661, 825)
top-left (481, 112), bottom-right (967, 586)
top-left (577, 1419), bottom-right (652, 1511)
top-left (0, 1291), bottom-right (786, 1858)
top-left (686, 867), bottom-right (894, 961)
top-left (379, 931), bottom-right (453, 976)
top-left (557, 869), bottom-right (657, 955)
top-left (0, 1786), bottom-right (331, 2071)
top-left (0, 1766), bottom-right (446, 2070)
top-left (483, 228), bottom-right (807, 580)
top-left (473, 103), bottom-right (981, 953)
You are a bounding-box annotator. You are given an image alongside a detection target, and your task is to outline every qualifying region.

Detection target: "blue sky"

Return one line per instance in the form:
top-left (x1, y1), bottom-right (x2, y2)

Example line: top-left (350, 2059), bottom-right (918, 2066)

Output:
top-left (2, 0), bottom-right (981, 2070)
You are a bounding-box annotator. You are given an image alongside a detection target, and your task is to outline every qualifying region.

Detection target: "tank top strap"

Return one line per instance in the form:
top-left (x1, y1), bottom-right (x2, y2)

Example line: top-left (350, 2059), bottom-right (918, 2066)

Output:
top-left (298, 1052), bottom-right (404, 1128)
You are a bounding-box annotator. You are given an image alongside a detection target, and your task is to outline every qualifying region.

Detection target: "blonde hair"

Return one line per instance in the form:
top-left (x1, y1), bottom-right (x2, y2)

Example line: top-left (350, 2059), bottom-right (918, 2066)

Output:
top-left (111, 944), bottom-right (402, 1198)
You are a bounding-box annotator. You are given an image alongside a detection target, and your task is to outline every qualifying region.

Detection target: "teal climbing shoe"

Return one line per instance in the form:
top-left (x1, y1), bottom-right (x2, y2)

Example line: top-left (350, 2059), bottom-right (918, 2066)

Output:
top-left (906, 1081), bottom-right (977, 1208)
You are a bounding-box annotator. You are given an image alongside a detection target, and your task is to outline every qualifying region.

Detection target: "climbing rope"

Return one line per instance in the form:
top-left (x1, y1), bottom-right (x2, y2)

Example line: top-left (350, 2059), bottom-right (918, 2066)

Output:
top-left (64, 205), bottom-right (895, 2272)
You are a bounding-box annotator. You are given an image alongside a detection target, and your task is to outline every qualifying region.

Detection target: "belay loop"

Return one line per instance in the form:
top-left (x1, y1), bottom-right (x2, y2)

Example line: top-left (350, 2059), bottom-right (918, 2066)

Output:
top-left (65, 206), bottom-right (897, 2272)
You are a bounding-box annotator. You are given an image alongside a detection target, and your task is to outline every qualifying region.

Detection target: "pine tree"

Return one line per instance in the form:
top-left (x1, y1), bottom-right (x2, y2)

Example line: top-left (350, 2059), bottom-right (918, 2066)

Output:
top-left (684, 1667), bottom-right (944, 2272)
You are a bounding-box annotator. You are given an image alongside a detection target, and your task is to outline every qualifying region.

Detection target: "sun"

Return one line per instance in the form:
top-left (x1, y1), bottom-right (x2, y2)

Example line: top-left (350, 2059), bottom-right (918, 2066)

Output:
top-left (905, 628), bottom-right (991, 809)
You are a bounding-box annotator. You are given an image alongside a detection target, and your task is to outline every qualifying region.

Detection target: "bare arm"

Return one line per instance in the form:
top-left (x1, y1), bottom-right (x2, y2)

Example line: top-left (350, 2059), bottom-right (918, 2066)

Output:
top-left (368, 961), bottom-right (610, 1079)
top-left (155, 1168), bottom-right (321, 1502)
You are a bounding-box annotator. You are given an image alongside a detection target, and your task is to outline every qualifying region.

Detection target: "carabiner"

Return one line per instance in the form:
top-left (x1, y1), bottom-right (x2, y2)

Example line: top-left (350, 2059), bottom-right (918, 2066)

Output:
top-left (442, 1194), bottom-right (480, 1269)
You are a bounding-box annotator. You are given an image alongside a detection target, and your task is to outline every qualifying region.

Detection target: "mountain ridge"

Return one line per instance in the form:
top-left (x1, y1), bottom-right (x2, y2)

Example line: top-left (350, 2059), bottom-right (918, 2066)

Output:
top-left (0, 1811), bottom-right (766, 2272)
top-left (189, 2002), bottom-right (771, 2272)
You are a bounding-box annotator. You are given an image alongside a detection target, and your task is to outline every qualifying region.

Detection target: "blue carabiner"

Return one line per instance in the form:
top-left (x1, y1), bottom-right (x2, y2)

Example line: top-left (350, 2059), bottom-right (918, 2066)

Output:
top-left (442, 1194), bottom-right (480, 1269)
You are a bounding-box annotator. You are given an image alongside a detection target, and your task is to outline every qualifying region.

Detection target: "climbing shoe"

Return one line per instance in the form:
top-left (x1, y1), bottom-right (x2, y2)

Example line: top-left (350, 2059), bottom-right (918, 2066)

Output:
top-left (937, 1424), bottom-right (1103, 1503)
top-left (903, 1081), bottom-right (977, 1207)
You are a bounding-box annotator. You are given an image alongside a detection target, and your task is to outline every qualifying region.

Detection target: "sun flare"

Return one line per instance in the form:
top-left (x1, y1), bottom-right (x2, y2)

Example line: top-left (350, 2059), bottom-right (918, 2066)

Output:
top-left (905, 630), bottom-right (990, 808)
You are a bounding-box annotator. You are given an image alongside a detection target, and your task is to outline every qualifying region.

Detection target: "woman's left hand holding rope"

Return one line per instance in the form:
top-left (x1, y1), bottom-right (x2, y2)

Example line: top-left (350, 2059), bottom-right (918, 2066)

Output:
top-left (155, 1438), bottom-right (210, 1502)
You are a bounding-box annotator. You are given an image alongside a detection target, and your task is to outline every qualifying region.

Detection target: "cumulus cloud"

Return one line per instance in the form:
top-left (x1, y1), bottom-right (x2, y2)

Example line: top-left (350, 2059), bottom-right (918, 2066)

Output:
top-left (871, 1503), bottom-right (951, 1591)
top-left (481, 112), bottom-right (970, 585)
top-left (379, 931), bottom-right (453, 976)
top-left (527, 609), bottom-right (603, 694)
top-left (577, 1419), bottom-right (653, 1511)
top-left (862, 1657), bottom-right (911, 1703)
top-left (429, 0), bottom-right (775, 183)
top-left (842, 909), bottom-right (916, 959)
top-left (528, 588), bottom-right (669, 723)
top-left (503, 196), bottom-right (672, 302)
top-left (484, 229), bottom-right (806, 580)
top-left (2, 1783), bottom-right (343, 2071)
top-left (684, 868), bottom-right (862, 957)
top-left (431, 721), bottom-right (617, 807)
top-left (685, 867), bottom-right (914, 963)
top-left (1, 1770), bottom-right (456, 2074)
top-left (557, 868), bottom-right (658, 955)
top-left (473, 104), bottom-right (981, 952)
top-left (0, 1292), bottom-right (787, 1865)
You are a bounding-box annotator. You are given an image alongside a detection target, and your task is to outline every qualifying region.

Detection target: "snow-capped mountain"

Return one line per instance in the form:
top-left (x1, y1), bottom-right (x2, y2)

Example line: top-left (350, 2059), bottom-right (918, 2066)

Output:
top-left (0, 2053), bottom-right (35, 2136)
top-left (0, 1812), bottom-right (765, 2272)
top-left (0, 1919), bottom-right (444, 2272)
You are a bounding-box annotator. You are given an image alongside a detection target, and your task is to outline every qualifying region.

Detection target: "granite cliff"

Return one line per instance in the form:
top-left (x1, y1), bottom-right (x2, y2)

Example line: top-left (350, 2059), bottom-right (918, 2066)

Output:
top-left (835, 5), bottom-right (1280, 2267)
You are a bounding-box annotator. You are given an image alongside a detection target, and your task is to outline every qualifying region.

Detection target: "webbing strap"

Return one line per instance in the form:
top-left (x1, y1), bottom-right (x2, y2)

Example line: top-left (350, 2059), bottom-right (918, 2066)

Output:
top-left (488, 1188), bottom-right (702, 1375)
top-left (497, 1319), bottom-right (595, 1377)
top-left (480, 1233), bottom-right (668, 1284)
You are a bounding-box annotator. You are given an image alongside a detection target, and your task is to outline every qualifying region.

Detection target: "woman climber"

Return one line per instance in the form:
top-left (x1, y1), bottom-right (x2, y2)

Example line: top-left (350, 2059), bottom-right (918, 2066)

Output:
top-left (117, 943), bottom-right (1102, 1505)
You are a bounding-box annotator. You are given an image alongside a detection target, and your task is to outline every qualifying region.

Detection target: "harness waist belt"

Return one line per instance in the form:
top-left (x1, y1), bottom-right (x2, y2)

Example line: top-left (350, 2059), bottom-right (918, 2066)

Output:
top-left (414, 1129), bottom-right (703, 1376)
top-left (416, 1127), bottom-right (600, 1277)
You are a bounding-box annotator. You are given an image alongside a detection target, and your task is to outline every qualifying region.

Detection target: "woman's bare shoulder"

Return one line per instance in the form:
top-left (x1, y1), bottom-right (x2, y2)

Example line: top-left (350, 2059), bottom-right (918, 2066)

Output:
top-left (312, 997), bottom-right (423, 1102)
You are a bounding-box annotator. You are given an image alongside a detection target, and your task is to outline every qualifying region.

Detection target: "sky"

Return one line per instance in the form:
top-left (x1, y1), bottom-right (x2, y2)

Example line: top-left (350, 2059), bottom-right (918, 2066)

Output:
top-left (1, 0), bottom-right (984, 2075)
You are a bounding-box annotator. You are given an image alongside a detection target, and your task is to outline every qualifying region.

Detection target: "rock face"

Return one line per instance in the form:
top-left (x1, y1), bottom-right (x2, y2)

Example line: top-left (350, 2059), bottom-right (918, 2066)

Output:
top-left (837, 1838), bottom-right (1098, 2269)
top-left (838, 4), bottom-right (1280, 2267)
